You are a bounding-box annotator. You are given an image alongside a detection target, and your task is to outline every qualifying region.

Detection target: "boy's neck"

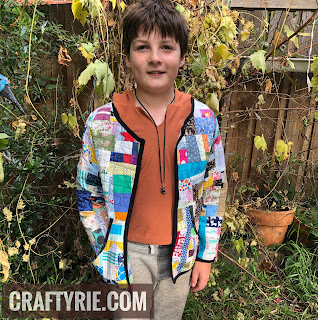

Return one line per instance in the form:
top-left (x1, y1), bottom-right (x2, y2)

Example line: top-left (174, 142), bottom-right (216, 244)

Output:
top-left (134, 87), bottom-right (175, 110)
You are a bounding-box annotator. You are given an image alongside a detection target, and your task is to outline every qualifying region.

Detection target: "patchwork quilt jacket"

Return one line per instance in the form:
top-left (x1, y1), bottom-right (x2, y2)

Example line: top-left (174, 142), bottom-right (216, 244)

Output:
top-left (76, 95), bottom-right (227, 288)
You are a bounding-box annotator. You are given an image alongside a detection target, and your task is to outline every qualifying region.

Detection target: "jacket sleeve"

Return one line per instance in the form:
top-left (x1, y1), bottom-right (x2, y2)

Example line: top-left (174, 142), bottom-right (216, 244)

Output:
top-left (76, 117), bottom-right (109, 256)
top-left (196, 116), bottom-right (227, 262)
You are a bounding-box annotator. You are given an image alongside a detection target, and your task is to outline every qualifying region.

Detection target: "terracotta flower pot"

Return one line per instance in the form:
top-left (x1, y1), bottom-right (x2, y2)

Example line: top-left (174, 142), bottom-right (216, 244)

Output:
top-left (291, 218), bottom-right (316, 246)
top-left (247, 208), bottom-right (295, 246)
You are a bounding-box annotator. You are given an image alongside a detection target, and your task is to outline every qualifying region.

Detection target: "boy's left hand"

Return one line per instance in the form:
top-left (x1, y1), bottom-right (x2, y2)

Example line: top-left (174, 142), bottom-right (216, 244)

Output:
top-left (191, 261), bottom-right (211, 292)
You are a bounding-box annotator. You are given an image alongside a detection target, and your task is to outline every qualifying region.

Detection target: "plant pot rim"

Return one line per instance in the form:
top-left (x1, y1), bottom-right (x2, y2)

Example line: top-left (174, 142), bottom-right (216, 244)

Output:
top-left (247, 207), bottom-right (295, 227)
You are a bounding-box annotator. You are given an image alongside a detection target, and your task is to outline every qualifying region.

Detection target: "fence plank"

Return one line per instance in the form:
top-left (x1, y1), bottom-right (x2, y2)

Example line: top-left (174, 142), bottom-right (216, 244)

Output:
top-left (230, 0), bottom-right (318, 10)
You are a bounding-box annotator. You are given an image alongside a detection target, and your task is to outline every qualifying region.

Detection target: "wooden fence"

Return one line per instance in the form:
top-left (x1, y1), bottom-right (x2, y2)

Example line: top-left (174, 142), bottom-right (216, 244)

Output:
top-left (45, 2), bottom-right (318, 199)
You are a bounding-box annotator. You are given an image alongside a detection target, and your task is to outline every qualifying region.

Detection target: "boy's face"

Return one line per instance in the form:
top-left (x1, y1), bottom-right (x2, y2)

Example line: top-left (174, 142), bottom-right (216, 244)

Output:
top-left (125, 29), bottom-right (185, 96)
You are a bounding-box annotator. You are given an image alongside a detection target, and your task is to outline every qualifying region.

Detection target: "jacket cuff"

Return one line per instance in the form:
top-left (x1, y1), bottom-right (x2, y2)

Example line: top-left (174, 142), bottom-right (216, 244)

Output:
top-left (195, 257), bottom-right (215, 263)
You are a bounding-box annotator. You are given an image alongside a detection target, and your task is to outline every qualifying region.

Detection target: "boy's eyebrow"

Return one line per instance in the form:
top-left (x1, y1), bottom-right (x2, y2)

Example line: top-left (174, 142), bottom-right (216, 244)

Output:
top-left (133, 38), bottom-right (177, 44)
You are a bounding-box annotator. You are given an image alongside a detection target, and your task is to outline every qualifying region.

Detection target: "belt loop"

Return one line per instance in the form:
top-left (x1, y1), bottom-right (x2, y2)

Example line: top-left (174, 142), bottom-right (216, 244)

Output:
top-left (148, 244), bottom-right (155, 254)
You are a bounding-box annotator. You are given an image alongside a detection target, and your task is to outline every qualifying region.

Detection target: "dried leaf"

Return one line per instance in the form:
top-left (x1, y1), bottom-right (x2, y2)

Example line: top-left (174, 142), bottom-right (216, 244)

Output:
top-left (272, 31), bottom-right (283, 46)
top-left (265, 79), bottom-right (272, 92)
top-left (231, 171), bottom-right (239, 181)
top-left (58, 46), bottom-right (72, 66)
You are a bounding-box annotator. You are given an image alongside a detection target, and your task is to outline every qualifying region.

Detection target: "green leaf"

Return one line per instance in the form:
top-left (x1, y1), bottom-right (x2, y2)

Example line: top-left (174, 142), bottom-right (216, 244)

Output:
top-left (78, 62), bottom-right (96, 86)
top-left (249, 50), bottom-right (266, 74)
top-left (72, 0), bottom-right (88, 26)
top-left (287, 58), bottom-right (295, 70)
top-left (258, 94), bottom-right (265, 105)
top-left (95, 60), bottom-right (115, 98)
top-left (315, 111), bottom-right (318, 120)
top-left (234, 238), bottom-right (244, 253)
top-left (223, 288), bottom-right (230, 297)
top-left (0, 153), bottom-right (4, 182)
top-left (61, 113), bottom-right (68, 125)
top-left (81, 42), bottom-right (95, 53)
top-left (284, 25), bottom-right (299, 48)
top-left (0, 133), bottom-right (9, 140)
top-left (0, 139), bottom-right (8, 149)
top-left (311, 76), bottom-right (318, 94)
top-left (311, 57), bottom-right (318, 76)
top-left (254, 134), bottom-right (267, 151)
top-left (45, 84), bottom-right (56, 90)
top-left (68, 114), bottom-right (77, 129)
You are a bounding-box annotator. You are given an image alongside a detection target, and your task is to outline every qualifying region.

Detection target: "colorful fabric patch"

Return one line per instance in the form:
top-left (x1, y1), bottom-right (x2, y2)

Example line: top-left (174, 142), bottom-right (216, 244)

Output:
top-left (178, 149), bottom-right (188, 164)
top-left (206, 205), bottom-right (217, 217)
top-left (113, 175), bottom-right (131, 193)
top-left (185, 136), bottom-right (201, 162)
top-left (178, 161), bottom-right (207, 180)
top-left (114, 193), bottom-right (131, 212)
top-left (110, 152), bottom-right (124, 162)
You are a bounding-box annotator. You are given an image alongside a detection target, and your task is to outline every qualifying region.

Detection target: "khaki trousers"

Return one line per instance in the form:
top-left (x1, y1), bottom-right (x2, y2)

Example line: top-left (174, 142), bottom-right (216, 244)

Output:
top-left (114, 241), bottom-right (191, 320)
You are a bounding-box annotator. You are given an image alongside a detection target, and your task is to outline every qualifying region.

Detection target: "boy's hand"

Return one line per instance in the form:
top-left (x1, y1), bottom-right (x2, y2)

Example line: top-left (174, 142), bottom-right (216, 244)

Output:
top-left (191, 261), bottom-right (211, 292)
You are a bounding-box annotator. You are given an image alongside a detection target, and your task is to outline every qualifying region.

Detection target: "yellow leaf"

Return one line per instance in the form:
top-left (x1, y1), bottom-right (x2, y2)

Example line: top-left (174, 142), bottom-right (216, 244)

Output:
top-left (240, 30), bottom-right (250, 42)
top-left (110, 0), bottom-right (116, 10)
top-left (120, 1), bottom-right (126, 11)
top-left (79, 45), bottom-right (94, 64)
top-left (0, 250), bottom-right (10, 282)
top-left (61, 113), bottom-right (68, 125)
top-left (72, 0), bottom-right (88, 26)
top-left (68, 114), bottom-right (77, 129)
top-left (254, 134), bottom-right (267, 152)
top-left (17, 199), bottom-right (25, 210)
top-left (217, 44), bottom-right (232, 61)
top-left (275, 140), bottom-right (293, 162)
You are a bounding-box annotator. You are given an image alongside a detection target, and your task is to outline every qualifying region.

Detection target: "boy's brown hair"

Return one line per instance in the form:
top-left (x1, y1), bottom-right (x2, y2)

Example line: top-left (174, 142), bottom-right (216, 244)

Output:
top-left (122, 0), bottom-right (189, 57)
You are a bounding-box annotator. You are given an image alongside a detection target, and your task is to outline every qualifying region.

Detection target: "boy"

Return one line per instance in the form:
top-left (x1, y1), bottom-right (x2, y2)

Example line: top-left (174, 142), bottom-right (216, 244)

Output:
top-left (76, 0), bottom-right (227, 318)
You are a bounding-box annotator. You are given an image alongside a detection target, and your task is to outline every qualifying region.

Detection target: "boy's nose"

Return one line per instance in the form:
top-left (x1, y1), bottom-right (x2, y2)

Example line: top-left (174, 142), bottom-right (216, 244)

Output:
top-left (148, 50), bottom-right (162, 64)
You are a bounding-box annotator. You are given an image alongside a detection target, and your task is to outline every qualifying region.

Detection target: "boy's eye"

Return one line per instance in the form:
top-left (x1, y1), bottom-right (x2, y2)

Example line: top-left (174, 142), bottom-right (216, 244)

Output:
top-left (162, 45), bottom-right (173, 50)
top-left (136, 45), bottom-right (148, 50)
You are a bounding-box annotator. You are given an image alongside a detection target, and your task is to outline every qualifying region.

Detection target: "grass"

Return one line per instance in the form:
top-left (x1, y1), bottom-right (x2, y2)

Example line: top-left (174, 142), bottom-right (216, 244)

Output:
top-left (183, 238), bottom-right (318, 320)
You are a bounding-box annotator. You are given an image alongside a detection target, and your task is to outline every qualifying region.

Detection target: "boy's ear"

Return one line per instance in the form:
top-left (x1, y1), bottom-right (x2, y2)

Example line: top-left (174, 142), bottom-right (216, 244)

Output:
top-left (179, 55), bottom-right (186, 68)
top-left (125, 54), bottom-right (131, 69)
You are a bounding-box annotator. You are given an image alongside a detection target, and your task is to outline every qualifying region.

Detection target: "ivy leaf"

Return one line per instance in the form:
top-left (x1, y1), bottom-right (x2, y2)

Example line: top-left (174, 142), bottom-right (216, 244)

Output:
top-left (68, 114), bottom-right (77, 129)
top-left (0, 153), bottom-right (4, 182)
top-left (72, 0), bottom-right (88, 26)
top-left (311, 57), bottom-right (318, 76)
top-left (315, 111), bottom-right (318, 121)
top-left (284, 25), bottom-right (299, 48)
top-left (61, 113), bottom-right (68, 125)
top-left (254, 134), bottom-right (267, 152)
top-left (249, 50), bottom-right (266, 74)
top-left (78, 62), bottom-right (96, 86)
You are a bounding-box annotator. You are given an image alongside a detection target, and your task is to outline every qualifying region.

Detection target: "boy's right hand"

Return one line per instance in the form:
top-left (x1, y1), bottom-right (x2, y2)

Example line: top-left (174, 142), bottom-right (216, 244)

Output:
top-left (191, 261), bottom-right (211, 292)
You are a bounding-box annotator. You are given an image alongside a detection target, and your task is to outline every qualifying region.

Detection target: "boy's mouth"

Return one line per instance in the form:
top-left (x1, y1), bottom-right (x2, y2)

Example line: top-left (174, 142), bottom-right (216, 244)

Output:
top-left (147, 71), bottom-right (165, 75)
